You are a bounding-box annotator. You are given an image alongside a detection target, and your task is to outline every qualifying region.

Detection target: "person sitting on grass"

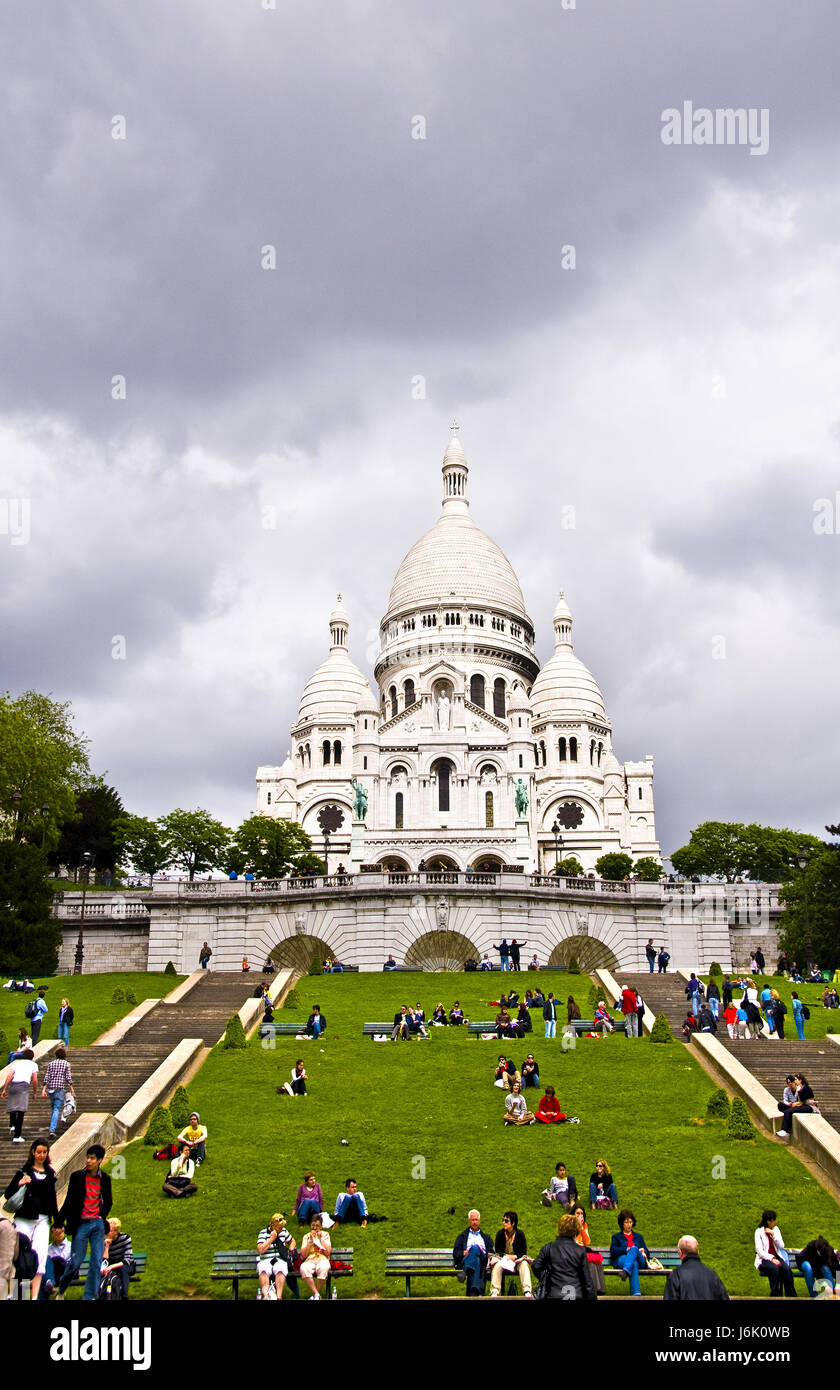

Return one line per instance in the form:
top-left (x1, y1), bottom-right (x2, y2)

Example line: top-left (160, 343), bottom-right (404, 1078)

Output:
top-left (306, 1005), bottom-right (325, 1038)
top-left (289, 1060), bottom-right (307, 1095)
top-left (520, 1054), bottom-right (539, 1088)
top-left (162, 1143), bottom-right (198, 1198)
top-left (535, 1085), bottom-right (578, 1124)
top-left (334, 1178), bottom-right (368, 1225)
top-left (795, 1235), bottom-right (838, 1298)
top-left (516, 1002), bottom-right (532, 1035)
top-left (543, 1162), bottom-right (579, 1208)
top-left (609, 1209), bottom-right (651, 1297)
top-left (177, 1112), bottom-right (207, 1165)
top-left (257, 1212), bottom-right (296, 1301)
top-left (294, 1171), bottom-right (325, 1225)
top-left (589, 1159), bottom-right (618, 1210)
top-left (754, 1210), bottom-right (796, 1296)
top-left (299, 1215), bottom-right (331, 1300)
top-left (432, 1003), bottom-right (448, 1026)
top-left (503, 1079), bottom-right (535, 1126)
top-left (449, 1001), bottom-right (465, 1025)
top-left (494, 1056), bottom-right (518, 1090)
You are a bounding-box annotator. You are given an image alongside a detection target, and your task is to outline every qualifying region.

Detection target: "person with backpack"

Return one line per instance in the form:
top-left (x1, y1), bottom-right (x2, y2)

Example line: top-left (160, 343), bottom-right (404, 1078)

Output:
top-left (27, 990), bottom-right (48, 1045)
top-left (56, 1145), bottom-right (113, 1300)
top-left (791, 992), bottom-right (808, 1041)
top-left (4, 1138), bottom-right (59, 1300)
top-left (99, 1217), bottom-right (135, 1299)
top-left (769, 994), bottom-right (788, 1040)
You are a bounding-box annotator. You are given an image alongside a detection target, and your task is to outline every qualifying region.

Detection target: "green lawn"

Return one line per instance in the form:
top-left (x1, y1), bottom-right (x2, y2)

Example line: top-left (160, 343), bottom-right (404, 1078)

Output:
top-left (1, 972), bottom-right (184, 1050)
top-left (701, 975), bottom-right (840, 1040)
top-left (72, 970), bottom-right (840, 1301)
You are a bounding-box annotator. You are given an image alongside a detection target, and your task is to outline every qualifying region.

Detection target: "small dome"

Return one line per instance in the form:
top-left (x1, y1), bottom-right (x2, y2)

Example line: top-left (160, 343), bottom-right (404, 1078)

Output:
top-left (508, 680), bottom-right (532, 712)
top-left (530, 649), bottom-right (607, 722)
top-left (330, 592), bottom-right (349, 625)
top-left (553, 592), bottom-right (572, 623)
top-left (443, 434), bottom-right (467, 467)
top-left (298, 651), bottom-right (376, 725)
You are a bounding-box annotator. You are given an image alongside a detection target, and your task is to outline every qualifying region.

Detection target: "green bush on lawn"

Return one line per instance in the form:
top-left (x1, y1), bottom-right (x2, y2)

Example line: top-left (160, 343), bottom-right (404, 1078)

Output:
top-left (111, 987), bottom-right (125, 1004)
top-left (169, 1085), bottom-right (192, 1130)
top-left (307, 953), bottom-right (322, 977)
top-left (708, 961), bottom-right (723, 978)
top-left (729, 1096), bottom-right (757, 1140)
top-left (144, 1105), bottom-right (175, 1147)
top-left (164, 961), bottom-right (177, 976)
top-left (124, 989), bottom-right (138, 1006)
top-left (221, 1014), bottom-right (247, 1049)
top-left (706, 1088), bottom-right (731, 1120)
top-left (567, 956), bottom-right (581, 975)
top-left (283, 988), bottom-right (301, 1011)
top-left (650, 1012), bottom-right (673, 1043)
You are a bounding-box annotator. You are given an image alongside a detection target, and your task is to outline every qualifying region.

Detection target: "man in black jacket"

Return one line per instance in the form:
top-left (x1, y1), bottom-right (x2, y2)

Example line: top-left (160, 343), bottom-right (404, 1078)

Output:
top-left (453, 1210), bottom-right (495, 1296)
top-left (532, 1214), bottom-right (597, 1299)
top-left (305, 1006), bottom-right (325, 1037)
top-left (663, 1236), bottom-right (729, 1300)
top-left (56, 1145), bottom-right (113, 1301)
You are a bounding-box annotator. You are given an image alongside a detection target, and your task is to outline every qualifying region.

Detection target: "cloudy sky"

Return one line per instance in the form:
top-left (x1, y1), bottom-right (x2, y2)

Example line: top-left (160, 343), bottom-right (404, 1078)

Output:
top-left (2, 0), bottom-right (839, 857)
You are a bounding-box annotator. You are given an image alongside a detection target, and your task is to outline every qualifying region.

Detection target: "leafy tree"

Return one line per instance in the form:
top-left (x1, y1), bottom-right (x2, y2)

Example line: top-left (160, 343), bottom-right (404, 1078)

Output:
top-left (708, 961), bottom-right (723, 978)
top-left (595, 852), bottom-right (634, 881)
top-left (670, 821), bottom-right (825, 883)
top-left (113, 815), bottom-right (172, 885)
top-left (553, 856), bottom-right (584, 877)
top-left (169, 1086), bottom-right (191, 1130)
top-left (158, 808), bottom-right (230, 882)
top-left (0, 691), bottom-right (91, 849)
top-left (294, 852), bottom-right (327, 876)
top-left (778, 848), bottom-right (840, 972)
top-left (0, 840), bottom-right (61, 975)
top-left (228, 815), bottom-right (314, 879)
top-left (53, 783), bottom-right (124, 880)
top-left (633, 857), bottom-right (663, 882)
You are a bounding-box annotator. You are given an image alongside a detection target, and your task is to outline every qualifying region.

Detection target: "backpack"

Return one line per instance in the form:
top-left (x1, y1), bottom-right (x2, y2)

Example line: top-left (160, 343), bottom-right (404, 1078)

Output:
top-left (14, 1231), bottom-right (38, 1282)
top-left (24, 1001), bottom-right (37, 1019)
top-left (98, 1269), bottom-right (125, 1300)
top-left (802, 1005), bottom-right (811, 1020)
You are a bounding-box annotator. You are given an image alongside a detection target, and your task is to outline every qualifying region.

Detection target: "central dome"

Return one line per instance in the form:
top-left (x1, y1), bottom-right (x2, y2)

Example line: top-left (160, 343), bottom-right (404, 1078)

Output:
top-left (385, 431), bottom-right (528, 621)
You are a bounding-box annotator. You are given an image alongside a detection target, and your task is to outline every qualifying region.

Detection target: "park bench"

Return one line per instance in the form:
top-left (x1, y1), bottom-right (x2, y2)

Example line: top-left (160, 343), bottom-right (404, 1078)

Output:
top-left (362, 1022), bottom-right (431, 1039)
top-left (46, 1253), bottom-right (147, 1298)
top-left (258, 1021), bottom-right (309, 1039)
top-left (385, 1248), bottom-right (537, 1297)
top-left (211, 1247), bottom-right (353, 1300)
top-left (593, 1246), bottom-right (679, 1278)
top-left (567, 1018), bottom-right (628, 1036)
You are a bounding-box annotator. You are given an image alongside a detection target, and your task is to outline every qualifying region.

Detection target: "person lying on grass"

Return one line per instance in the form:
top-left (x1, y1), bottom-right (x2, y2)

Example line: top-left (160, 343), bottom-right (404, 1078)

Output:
top-left (504, 1079), bottom-right (535, 1126)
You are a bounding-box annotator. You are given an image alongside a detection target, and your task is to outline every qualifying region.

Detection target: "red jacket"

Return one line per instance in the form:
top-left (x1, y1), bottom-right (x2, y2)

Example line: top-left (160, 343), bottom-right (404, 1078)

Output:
top-left (620, 989), bottom-right (638, 1015)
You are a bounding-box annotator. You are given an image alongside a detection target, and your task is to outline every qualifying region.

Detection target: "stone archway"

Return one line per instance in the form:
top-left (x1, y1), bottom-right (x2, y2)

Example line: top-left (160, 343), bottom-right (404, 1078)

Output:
top-left (548, 935), bottom-right (620, 973)
top-left (404, 930), bottom-right (480, 971)
top-left (269, 933), bottom-right (333, 975)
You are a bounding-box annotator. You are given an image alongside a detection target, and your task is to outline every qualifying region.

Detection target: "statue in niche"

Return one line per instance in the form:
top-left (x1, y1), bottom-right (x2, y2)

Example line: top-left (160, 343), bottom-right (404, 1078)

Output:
top-left (436, 691), bottom-right (451, 731)
top-left (514, 778), bottom-right (529, 817)
top-left (350, 777), bottom-right (368, 821)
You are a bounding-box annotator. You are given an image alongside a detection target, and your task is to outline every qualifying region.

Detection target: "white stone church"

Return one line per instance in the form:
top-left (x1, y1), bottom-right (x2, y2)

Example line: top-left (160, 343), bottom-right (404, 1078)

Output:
top-left (256, 428), bottom-right (661, 876)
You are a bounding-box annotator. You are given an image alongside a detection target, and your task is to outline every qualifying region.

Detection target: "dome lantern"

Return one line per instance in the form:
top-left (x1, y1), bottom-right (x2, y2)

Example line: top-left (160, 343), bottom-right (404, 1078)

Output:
top-left (329, 593), bottom-right (349, 652)
top-left (441, 421), bottom-right (469, 515)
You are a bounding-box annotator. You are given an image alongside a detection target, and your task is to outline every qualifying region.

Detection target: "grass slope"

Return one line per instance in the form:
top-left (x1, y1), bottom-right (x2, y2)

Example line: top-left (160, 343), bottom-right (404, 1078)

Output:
top-left (1, 972), bottom-right (184, 1049)
top-left (90, 971), bottom-right (839, 1300)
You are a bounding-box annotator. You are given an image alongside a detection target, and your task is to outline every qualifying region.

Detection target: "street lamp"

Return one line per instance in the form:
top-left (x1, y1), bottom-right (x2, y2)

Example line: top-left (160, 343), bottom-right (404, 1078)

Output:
top-left (797, 845), bottom-right (813, 971)
top-left (12, 790), bottom-right (22, 840)
top-left (323, 830), bottom-right (330, 877)
top-left (40, 803), bottom-right (50, 850)
top-left (74, 851), bottom-right (92, 975)
top-left (551, 820), bottom-right (564, 874)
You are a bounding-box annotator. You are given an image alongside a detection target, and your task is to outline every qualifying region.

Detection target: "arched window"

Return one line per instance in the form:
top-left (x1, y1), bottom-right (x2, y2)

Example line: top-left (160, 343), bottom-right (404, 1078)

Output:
top-left (540, 740), bottom-right (546, 766)
top-left (395, 792), bottom-right (404, 829)
top-left (389, 685), bottom-right (398, 719)
top-left (322, 741), bottom-right (331, 765)
top-left (485, 791), bottom-right (494, 828)
top-left (493, 678), bottom-right (506, 717)
top-left (305, 744), bottom-right (311, 767)
top-left (470, 674), bottom-right (485, 708)
top-left (267, 791), bottom-right (272, 805)
top-left (559, 737), bottom-right (567, 761)
top-left (590, 739), bottom-right (596, 764)
top-left (638, 786), bottom-right (643, 801)
top-left (333, 740), bottom-right (342, 766)
top-left (569, 737), bottom-right (578, 762)
top-left (598, 742), bottom-right (604, 767)
top-left (391, 765), bottom-right (407, 779)
top-left (404, 678), bottom-right (415, 707)
top-left (433, 759), bottom-right (452, 813)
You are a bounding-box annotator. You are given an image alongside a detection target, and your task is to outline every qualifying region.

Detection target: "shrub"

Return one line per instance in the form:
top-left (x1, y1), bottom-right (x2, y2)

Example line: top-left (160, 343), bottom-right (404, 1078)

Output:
top-left (144, 1104), bottom-right (175, 1147)
top-left (123, 989), bottom-right (138, 1006)
top-left (307, 953), bottom-right (322, 977)
top-left (728, 1096), bottom-right (756, 1140)
top-left (283, 988), bottom-right (301, 1011)
top-left (111, 987), bottom-right (125, 1004)
top-left (169, 1085), bottom-right (191, 1130)
top-left (567, 956), bottom-right (581, 975)
top-left (706, 1088), bottom-right (731, 1120)
top-left (164, 961), bottom-right (177, 976)
top-left (650, 1012), bottom-right (673, 1043)
top-left (222, 1013), bottom-right (247, 1049)
top-left (708, 961), bottom-right (723, 978)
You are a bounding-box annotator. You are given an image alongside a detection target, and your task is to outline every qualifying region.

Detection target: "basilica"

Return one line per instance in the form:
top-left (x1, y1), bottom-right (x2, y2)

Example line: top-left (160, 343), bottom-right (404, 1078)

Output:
top-left (256, 429), bottom-right (661, 876)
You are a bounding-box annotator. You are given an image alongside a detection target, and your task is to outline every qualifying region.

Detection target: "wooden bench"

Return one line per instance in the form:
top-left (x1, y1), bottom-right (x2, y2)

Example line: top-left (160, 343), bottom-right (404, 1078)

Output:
top-left (593, 1246), bottom-right (679, 1277)
top-left (386, 1248), bottom-right (461, 1297)
top-left (567, 1019), bottom-right (628, 1036)
top-left (362, 1022), bottom-right (431, 1039)
top-left (211, 1247), bottom-right (354, 1300)
top-left (50, 1252), bottom-right (147, 1298)
top-left (258, 1021), bottom-right (309, 1039)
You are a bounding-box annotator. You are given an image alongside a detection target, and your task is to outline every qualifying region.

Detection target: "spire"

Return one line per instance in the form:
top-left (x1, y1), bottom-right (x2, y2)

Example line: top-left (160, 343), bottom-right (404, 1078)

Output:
top-left (329, 593), bottom-right (349, 652)
top-left (553, 591), bottom-right (573, 649)
top-left (441, 421), bottom-right (469, 514)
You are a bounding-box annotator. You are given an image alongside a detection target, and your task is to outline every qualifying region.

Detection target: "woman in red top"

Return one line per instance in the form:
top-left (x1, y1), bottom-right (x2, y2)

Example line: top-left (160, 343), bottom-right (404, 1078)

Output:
top-left (535, 1086), bottom-right (570, 1124)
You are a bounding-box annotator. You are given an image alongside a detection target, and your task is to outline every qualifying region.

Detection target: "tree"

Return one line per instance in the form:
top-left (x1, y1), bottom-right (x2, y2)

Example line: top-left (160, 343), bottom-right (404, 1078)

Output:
top-left (650, 1012), bottom-right (673, 1043)
top-left (706, 1088), bottom-right (731, 1120)
top-left (221, 1014), bottom-right (247, 1049)
top-left (53, 783), bottom-right (124, 880)
top-left (633, 857), bottom-right (663, 882)
top-left (294, 852), bottom-right (327, 876)
top-left (158, 809), bottom-right (230, 882)
top-left (553, 856), bottom-right (584, 877)
top-left (0, 691), bottom-right (91, 849)
top-left (144, 1105), bottom-right (175, 1147)
top-left (112, 815), bottom-right (172, 886)
top-left (227, 815), bottom-right (315, 879)
top-left (595, 852), bottom-right (634, 881)
top-left (0, 840), bottom-right (62, 975)
top-left (670, 821), bottom-right (825, 883)
top-left (778, 848), bottom-right (840, 973)
top-left (728, 1096), bottom-right (756, 1140)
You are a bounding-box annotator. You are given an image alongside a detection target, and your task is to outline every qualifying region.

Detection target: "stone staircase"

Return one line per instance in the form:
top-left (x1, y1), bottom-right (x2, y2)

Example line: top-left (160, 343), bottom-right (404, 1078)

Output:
top-left (615, 971), bottom-right (840, 1132)
top-left (1, 973), bottom-right (256, 1196)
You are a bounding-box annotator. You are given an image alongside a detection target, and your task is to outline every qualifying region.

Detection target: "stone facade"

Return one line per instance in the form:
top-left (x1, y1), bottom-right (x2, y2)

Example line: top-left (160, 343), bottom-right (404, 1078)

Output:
top-left (56, 923), bottom-right (151, 974)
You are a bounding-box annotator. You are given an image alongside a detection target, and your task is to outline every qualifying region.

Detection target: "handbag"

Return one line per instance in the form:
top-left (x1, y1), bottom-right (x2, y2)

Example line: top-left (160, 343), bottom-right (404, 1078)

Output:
top-left (61, 1094), bottom-right (77, 1121)
top-left (3, 1184), bottom-right (26, 1215)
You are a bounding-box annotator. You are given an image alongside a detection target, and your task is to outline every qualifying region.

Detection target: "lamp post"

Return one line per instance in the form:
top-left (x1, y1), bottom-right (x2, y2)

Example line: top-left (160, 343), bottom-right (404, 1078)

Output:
top-left (797, 845), bottom-right (813, 972)
top-left (40, 803), bottom-right (50, 851)
top-left (551, 820), bottom-right (564, 874)
top-left (74, 851), bottom-right (92, 975)
top-left (12, 790), bottom-right (22, 841)
top-left (323, 831), bottom-right (330, 878)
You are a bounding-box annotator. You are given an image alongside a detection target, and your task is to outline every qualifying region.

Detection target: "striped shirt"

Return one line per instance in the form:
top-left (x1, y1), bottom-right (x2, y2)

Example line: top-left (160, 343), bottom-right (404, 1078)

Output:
top-left (257, 1228), bottom-right (293, 1263)
top-left (43, 1058), bottom-right (72, 1092)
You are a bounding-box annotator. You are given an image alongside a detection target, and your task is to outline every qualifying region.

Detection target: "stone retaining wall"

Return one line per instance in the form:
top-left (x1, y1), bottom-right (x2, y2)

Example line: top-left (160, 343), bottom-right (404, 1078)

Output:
top-left (57, 923), bottom-right (150, 974)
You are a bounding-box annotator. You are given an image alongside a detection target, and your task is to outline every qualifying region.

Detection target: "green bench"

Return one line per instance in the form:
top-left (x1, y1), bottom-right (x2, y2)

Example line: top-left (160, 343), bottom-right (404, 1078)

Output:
top-left (211, 1247), bottom-right (354, 1300)
top-left (386, 1248), bottom-right (462, 1297)
top-left (258, 1021), bottom-right (310, 1039)
top-left (362, 1022), bottom-right (431, 1039)
top-left (594, 1246), bottom-right (678, 1278)
top-left (46, 1252), bottom-right (147, 1298)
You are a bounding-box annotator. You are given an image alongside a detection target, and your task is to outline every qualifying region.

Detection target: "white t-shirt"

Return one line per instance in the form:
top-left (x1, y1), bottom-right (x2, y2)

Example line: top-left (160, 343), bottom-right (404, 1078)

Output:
top-left (10, 1059), bottom-right (38, 1085)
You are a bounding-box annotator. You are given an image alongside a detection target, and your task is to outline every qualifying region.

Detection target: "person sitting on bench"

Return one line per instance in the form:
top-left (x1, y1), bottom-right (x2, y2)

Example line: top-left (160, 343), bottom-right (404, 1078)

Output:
top-left (306, 1005), bottom-right (325, 1038)
top-left (334, 1178), bottom-right (367, 1225)
top-left (391, 1006), bottom-right (409, 1040)
top-left (162, 1143), bottom-right (198, 1198)
top-left (593, 1002), bottom-right (615, 1034)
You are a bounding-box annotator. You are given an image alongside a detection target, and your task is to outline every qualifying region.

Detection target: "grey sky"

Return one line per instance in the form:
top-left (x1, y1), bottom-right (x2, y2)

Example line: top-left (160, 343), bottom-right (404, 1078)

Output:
top-left (2, 0), bottom-right (839, 855)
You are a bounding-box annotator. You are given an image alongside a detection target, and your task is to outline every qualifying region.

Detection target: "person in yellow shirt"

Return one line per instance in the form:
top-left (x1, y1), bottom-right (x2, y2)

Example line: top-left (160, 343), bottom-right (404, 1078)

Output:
top-left (177, 1113), bottom-right (207, 1165)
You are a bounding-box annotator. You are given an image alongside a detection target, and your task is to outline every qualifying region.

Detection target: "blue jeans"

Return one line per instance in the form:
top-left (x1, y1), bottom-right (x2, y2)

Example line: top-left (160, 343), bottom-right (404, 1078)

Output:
top-left (60, 1219), bottom-right (106, 1301)
top-left (57, 1021), bottom-right (70, 1045)
top-left (799, 1261), bottom-right (834, 1297)
top-left (794, 1014), bottom-right (806, 1041)
top-left (500, 958), bottom-right (510, 971)
top-left (337, 1194), bottom-right (366, 1224)
top-left (544, 1019), bottom-right (556, 1039)
top-left (462, 1245), bottom-right (487, 1294)
top-left (690, 993), bottom-right (700, 1017)
top-left (615, 1243), bottom-right (644, 1296)
top-left (709, 999), bottom-right (719, 1019)
top-left (522, 1072), bottom-right (539, 1088)
top-left (47, 1089), bottom-right (65, 1132)
top-left (589, 1182), bottom-right (618, 1207)
top-left (647, 957), bottom-right (655, 973)
top-left (297, 1197), bottom-right (321, 1224)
